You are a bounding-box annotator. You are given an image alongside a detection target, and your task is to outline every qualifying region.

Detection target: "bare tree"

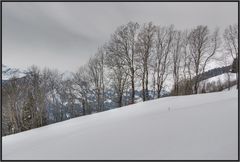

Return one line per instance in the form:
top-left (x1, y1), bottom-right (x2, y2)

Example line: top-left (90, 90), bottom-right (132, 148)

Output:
top-left (223, 24), bottom-right (238, 60)
top-left (25, 66), bottom-right (47, 128)
top-left (73, 66), bottom-right (93, 115)
top-left (136, 22), bottom-right (156, 101)
top-left (223, 24), bottom-right (238, 88)
top-left (179, 30), bottom-right (195, 95)
top-left (154, 25), bottom-right (174, 98)
top-left (2, 76), bottom-right (28, 134)
top-left (105, 38), bottom-right (129, 107)
top-left (107, 22), bottom-right (139, 104)
top-left (88, 47), bottom-right (106, 112)
top-left (41, 68), bottom-right (63, 122)
top-left (188, 26), bottom-right (220, 94)
top-left (171, 30), bottom-right (184, 95)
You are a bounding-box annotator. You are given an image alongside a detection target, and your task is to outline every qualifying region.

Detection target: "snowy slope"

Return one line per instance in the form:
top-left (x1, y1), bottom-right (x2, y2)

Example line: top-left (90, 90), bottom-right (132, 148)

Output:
top-left (2, 90), bottom-right (238, 160)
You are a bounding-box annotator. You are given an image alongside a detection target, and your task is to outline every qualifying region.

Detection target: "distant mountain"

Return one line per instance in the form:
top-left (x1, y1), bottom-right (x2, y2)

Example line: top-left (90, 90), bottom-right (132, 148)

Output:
top-left (2, 64), bottom-right (26, 81)
top-left (62, 70), bottom-right (74, 80)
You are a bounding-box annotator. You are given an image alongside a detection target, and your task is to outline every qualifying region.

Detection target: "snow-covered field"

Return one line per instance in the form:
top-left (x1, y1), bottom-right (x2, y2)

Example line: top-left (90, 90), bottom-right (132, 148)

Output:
top-left (2, 89), bottom-right (238, 160)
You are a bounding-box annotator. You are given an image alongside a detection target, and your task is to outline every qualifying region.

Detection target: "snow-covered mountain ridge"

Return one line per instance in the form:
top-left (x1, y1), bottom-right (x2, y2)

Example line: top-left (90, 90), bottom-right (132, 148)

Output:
top-left (2, 64), bottom-right (26, 80)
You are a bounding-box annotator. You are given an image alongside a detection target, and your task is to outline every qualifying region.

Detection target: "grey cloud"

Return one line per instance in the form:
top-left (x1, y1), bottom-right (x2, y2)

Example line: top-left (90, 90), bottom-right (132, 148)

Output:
top-left (2, 2), bottom-right (238, 72)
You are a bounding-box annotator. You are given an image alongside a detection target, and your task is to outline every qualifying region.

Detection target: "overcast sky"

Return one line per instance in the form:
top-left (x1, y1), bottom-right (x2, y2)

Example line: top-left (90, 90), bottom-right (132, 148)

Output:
top-left (2, 2), bottom-right (238, 72)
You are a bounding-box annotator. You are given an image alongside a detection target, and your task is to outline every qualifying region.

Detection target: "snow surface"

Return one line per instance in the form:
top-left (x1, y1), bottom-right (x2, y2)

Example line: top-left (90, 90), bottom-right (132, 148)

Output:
top-left (2, 89), bottom-right (238, 160)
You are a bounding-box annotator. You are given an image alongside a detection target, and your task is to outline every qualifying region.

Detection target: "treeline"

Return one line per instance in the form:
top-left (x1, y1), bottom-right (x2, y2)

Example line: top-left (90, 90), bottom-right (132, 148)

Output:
top-left (2, 22), bottom-right (238, 136)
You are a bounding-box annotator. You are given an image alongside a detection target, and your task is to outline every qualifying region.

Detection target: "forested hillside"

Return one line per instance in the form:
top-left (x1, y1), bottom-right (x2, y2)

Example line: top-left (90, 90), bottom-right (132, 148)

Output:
top-left (2, 23), bottom-right (238, 136)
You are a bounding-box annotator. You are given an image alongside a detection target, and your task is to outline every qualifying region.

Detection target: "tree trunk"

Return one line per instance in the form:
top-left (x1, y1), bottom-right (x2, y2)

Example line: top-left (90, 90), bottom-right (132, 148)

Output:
top-left (97, 88), bottom-right (100, 112)
top-left (131, 69), bottom-right (135, 104)
top-left (82, 100), bottom-right (86, 115)
top-left (194, 69), bottom-right (199, 94)
top-left (119, 93), bottom-right (122, 107)
top-left (145, 69), bottom-right (149, 100)
top-left (157, 83), bottom-right (161, 98)
top-left (142, 76), bottom-right (145, 101)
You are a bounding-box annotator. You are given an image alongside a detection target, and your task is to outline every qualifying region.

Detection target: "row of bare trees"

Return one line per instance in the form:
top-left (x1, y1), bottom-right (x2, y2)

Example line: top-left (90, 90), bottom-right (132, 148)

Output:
top-left (2, 22), bottom-right (238, 136)
top-left (104, 22), bottom-right (237, 98)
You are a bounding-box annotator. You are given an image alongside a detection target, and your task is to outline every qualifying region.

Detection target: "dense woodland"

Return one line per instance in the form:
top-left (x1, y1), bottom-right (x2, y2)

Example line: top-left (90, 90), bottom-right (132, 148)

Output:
top-left (2, 22), bottom-right (238, 136)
